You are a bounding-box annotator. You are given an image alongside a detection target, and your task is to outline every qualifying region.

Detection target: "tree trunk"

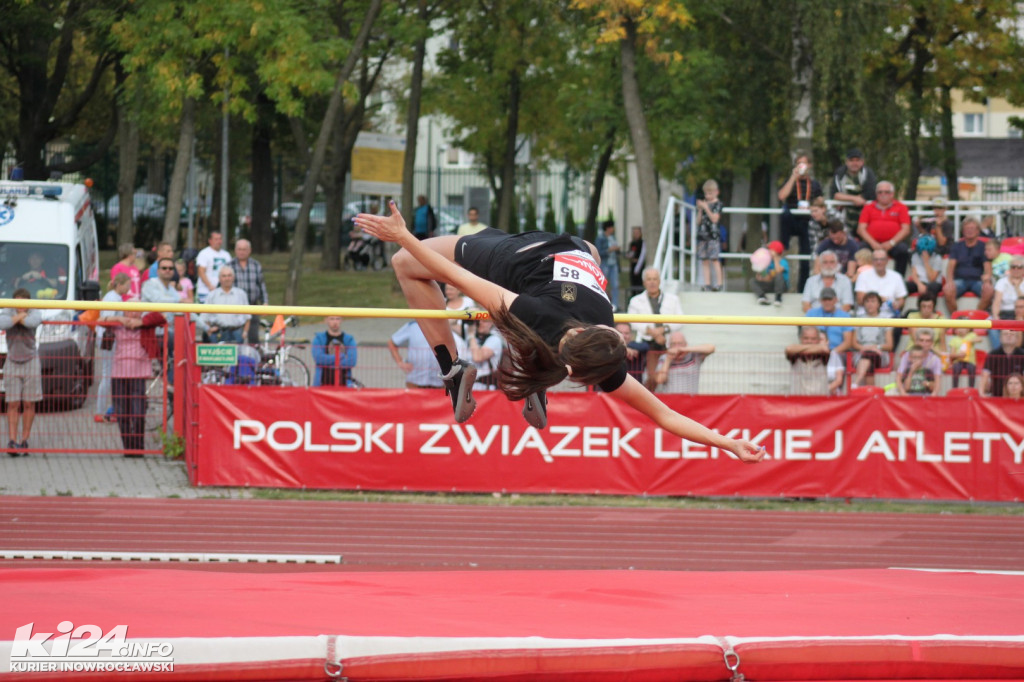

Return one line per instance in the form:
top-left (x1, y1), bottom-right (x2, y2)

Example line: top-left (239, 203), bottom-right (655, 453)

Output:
top-left (583, 130), bottom-right (616, 243)
top-left (115, 99), bottom-right (140, 248)
top-left (939, 85), bottom-right (959, 201)
top-left (162, 95), bottom-right (197, 249)
top-left (620, 20), bottom-right (661, 257)
top-left (400, 0), bottom-right (429, 224)
top-left (285, 0), bottom-right (383, 305)
top-left (496, 69), bottom-right (521, 233)
top-left (250, 94), bottom-right (275, 253)
top-left (746, 164), bottom-right (770, 253)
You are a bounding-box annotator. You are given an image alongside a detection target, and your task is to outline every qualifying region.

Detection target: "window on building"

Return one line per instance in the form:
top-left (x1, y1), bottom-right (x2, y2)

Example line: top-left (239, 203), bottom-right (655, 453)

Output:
top-left (963, 113), bottom-right (985, 135)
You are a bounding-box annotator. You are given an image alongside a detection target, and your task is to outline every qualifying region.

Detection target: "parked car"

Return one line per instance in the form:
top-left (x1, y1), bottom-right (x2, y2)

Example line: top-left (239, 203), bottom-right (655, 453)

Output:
top-left (95, 193), bottom-right (167, 223)
top-left (273, 202), bottom-right (326, 229)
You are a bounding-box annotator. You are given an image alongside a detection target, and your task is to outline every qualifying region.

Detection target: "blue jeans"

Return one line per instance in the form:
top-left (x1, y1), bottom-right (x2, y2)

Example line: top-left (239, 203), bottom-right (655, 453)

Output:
top-left (602, 263), bottom-right (620, 310)
top-left (96, 347), bottom-right (114, 415)
top-left (954, 278), bottom-right (984, 297)
top-left (209, 328), bottom-right (243, 344)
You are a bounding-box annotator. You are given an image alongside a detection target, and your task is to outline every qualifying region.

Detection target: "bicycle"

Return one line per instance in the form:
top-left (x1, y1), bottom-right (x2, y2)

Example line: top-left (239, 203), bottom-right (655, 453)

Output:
top-left (253, 316), bottom-right (310, 387)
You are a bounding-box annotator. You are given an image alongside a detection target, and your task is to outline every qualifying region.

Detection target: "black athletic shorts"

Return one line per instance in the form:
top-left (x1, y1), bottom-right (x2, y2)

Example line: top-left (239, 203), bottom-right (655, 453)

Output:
top-left (455, 228), bottom-right (592, 291)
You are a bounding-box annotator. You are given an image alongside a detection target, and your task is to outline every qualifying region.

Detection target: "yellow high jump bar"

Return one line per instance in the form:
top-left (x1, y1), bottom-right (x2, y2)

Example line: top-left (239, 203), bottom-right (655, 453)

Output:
top-left (2, 298), bottom-right (1023, 330)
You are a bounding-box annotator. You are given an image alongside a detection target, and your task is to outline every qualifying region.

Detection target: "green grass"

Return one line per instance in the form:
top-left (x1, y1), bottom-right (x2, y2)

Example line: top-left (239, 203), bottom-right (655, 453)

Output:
top-left (99, 249), bottom-right (408, 310)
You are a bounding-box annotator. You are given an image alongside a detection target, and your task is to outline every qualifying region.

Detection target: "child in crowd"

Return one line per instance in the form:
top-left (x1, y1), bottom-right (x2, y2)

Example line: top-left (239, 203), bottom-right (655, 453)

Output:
top-left (0, 289), bottom-right (42, 456)
top-left (851, 248), bottom-right (873, 284)
top-left (986, 238), bottom-right (1012, 281)
top-left (750, 242), bottom-right (787, 306)
top-left (948, 326), bottom-right (979, 388)
top-left (695, 179), bottom-right (724, 291)
top-left (899, 345), bottom-right (938, 396)
top-left (175, 259), bottom-right (194, 303)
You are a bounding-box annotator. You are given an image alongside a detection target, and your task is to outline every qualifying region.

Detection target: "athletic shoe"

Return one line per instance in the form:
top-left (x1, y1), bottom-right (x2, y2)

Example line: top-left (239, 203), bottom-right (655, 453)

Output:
top-left (7, 439), bottom-right (23, 458)
top-left (441, 358), bottom-right (477, 423)
top-left (773, 298), bottom-right (782, 307)
top-left (757, 296), bottom-right (769, 305)
top-left (19, 440), bottom-right (29, 457)
top-left (522, 390), bottom-right (548, 429)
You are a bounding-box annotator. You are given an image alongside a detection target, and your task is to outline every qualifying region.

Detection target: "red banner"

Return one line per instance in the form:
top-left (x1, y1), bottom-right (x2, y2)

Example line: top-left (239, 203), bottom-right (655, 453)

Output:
top-left (194, 388), bottom-right (1024, 501)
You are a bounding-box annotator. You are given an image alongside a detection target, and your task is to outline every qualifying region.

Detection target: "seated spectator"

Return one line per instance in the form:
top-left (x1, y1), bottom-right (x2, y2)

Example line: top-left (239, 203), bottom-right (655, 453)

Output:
top-left (802, 251), bottom-right (854, 312)
top-left (913, 198), bottom-right (954, 256)
top-left (312, 316), bottom-right (357, 387)
top-left (1004, 372), bottom-right (1023, 400)
top-left (851, 247), bottom-right (873, 284)
top-left (750, 244), bottom-right (786, 306)
top-left (850, 291), bottom-right (894, 388)
top-left (805, 287), bottom-right (854, 352)
top-left (854, 249), bottom-right (906, 317)
top-left (785, 326), bottom-right (845, 396)
top-left (894, 329), bottom-right (942, 396)
top-left (987, 238), bottom-right (1012, 281)
top-left (628, 267), bottom-right (684, 390)
top-left (467, 318), bottom-right (503, 391)
top-left (175, 258), bottom-right (194, 303)
top-left (993, 255), bottom-right (1024, 322)
top-left (857, 180), bottom-right (911, 276)
top-left (15, 251), bottom-right (59, 298)
top-left (943, 216), bottom-right (993, 313)
top-left (197, 266), bottom-right (249, 343)
top-left (906, 231), bottom-right (944, 298)
top-left (653, 331), bottom-right (714, 394)
top-left (981, 330), bottom-right (1024, 397)
top-left (905, 293), bottom-right (946, 352)
top-left (948, 326), bottom-right (979, 389)
top-left (898, 345), bottom-right (939, 396)
top-left (814, 220), bottom-right (861, 278)
top-left (615, 322), bottom-right (649, 384)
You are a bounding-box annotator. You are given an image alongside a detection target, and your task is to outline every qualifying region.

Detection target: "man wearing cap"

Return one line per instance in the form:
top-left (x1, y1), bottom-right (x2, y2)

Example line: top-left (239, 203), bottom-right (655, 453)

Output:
top-left (915, 199), bottom-right (954, 256)
top-left (814, 219), bottom-right (861, 278)
top-left (802, 251), bottom-right (854, 312)
top-left (805, 287), bottom-right (854, 352)
top-left (857, 180), bottom-right (911, 276)
top-left (832, 149), bottom-right (878, 233)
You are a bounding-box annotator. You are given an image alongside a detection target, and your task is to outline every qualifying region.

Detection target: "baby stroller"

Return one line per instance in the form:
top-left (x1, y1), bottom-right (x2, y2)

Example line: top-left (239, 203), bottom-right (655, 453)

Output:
top-left (345, 231), bottom-right (387, 271)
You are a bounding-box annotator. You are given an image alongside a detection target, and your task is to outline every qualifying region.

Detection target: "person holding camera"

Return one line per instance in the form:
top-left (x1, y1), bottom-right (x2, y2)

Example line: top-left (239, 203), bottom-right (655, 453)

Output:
top-left (467, 318), bottom-right (504, 391)
top-left (312, 316), bottom-right (358, 387)
top-left (627, 267), bottom-right (684, 391)
top-left (778, 152), bottom-right (823, 292)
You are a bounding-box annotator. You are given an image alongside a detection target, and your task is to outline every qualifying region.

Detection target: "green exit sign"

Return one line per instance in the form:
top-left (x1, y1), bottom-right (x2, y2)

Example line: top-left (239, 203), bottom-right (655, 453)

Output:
top-left (196, 344), bottom-right (238, 366)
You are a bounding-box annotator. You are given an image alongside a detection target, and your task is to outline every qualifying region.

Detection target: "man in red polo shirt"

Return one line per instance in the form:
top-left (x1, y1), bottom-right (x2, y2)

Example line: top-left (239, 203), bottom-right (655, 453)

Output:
top-left (856, 180), bottom-right (911, 276)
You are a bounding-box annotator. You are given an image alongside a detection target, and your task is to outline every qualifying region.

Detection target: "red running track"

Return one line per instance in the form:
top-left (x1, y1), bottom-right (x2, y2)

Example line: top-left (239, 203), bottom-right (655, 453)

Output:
top-left (1, 496), bottom-right (1023, 571)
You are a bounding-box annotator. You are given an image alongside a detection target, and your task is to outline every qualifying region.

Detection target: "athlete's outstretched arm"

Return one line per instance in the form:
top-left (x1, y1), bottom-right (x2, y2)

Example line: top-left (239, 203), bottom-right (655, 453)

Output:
top-left (356, 201), bottom-right (515, 313)
top-left (608, 375), bottom-right (766, 463)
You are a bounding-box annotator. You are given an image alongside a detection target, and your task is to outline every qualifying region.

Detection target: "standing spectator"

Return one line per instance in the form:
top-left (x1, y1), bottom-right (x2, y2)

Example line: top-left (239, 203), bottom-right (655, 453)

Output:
top-left (802, 251), bottom-right (854, 312)
top-left (943, 216), bottom-right (993, 314)
top-left (110, 242), bottom-right (141, 301)
top-left (195, 231), bottom-right (231, 303)
top-left (653, 331), bottom-right (714, 394)
top-left (312, 316), bottom-right (357, 387)
top-left (857, 181), bottom-right (911, 276)
top-left (141, 257), bottom-right (180, 384)
top-left (805, 287), bottom-right (854, 352)
top-left (1004, 373), bottom-right (1023, 400)
top-left (854, 249), bottom-right (907, 317)
top-left (456, 207), bottom-right (488, 236)
top-left (814, 220), bottom-right (861, 278)
top-left (197, 266), bottom-right (249, 343)
top-left (905, 292), bottom-right (946, 352)
top-left (444, 283), bottom-right (476, 343)
top-left (141, 242), bottom-right (177, 284)
top-left (467, 318), bottom-right (504, 391)
top-left (894, 329), bottom-right (942, 396)
top-left (595, 220), bottom-right (622, 308)
top-left (948, 327), bottom-right (979, 389)
top-left (898, 345), bottom-right (939, 396)
top-left (110, 310), bottom-right (164, 457)
top-left (914, 198), bottom-right (954, 256)
top-left (695, 180), bottom-right (724, 292)
top-left (831, 148), bottom-right (878, 233)
top-left (229, 239), bottom-right (269, 345)
top-left (906, 230), bottom-right (944, 297)
top-left (750, 244), bottom-right (786, 306)
top-left (174, 258), bottom-right (194, 303)
top-left (626, 225), bottom-right (646, 299)
top-left (850, 291), bottom-right (894, 388)
top-left (777, 152), bottom-right (822, 291)
top-left (981, 330), bottom-right (1024, 397)
top-left (388, 320), bottom-right (464, 389)
top-left (615, 322), bottom-right (649, 385)
top-left (96, 274), bottom-right (132, 423)
top-left (0, 289), bottom-right (42, 456)
top-left (627, 267), bottom-right (684, 391)
top-left (413, 195), bottom-right (437, 240)
top-left (785, 326), bottom-right (845, 396)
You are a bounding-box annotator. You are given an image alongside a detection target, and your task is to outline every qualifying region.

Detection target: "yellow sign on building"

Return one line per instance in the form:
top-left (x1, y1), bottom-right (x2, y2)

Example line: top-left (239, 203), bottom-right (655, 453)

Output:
top-left (352, 133), bottom-right (406, 195)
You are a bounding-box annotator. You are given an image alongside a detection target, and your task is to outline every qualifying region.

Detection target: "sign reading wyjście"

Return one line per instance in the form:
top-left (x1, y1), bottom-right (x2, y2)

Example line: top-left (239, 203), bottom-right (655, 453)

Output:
top-left (196, 344), bottom-right (238, 366)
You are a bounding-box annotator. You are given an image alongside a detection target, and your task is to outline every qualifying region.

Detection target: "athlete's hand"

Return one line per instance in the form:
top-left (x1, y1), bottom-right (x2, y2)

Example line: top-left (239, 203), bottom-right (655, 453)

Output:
top-left (354, 201), bottom-right (409, 243)
top-left (730, 440), bottom-right (767, 463)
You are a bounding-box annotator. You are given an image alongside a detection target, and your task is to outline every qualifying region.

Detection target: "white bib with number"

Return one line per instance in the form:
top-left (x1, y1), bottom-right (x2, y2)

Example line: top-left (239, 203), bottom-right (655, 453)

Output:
top-left (552, 251), bottom-right (609, 300)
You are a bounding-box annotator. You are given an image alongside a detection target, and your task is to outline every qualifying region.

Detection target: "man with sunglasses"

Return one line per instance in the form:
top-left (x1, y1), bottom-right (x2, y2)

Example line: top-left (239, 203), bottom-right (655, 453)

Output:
top-left (142, 257), bottom-right (181, 383)
top-left (857, 180), bottom-right (911, 276)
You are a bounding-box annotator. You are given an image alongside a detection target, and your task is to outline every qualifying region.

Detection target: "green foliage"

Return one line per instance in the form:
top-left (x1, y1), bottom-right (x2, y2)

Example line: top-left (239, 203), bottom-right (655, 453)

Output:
top-left (565, 207), bottom-right (577, 235)
top-left (543, 201), bottom-right (558, 233)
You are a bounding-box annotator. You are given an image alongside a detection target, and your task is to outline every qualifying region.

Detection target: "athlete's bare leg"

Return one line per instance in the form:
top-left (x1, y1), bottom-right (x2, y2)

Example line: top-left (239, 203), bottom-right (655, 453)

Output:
top-left (391, 235), bottom-right (462, 358)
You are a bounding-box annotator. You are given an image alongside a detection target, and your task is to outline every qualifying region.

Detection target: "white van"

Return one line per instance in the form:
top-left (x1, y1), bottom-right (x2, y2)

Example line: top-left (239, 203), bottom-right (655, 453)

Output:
top-left (0, 179), bottom-right (101, 409)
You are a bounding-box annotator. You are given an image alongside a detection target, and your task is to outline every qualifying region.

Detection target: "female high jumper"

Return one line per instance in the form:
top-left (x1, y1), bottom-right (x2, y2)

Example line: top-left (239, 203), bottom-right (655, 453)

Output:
top-left (356, 201), bottom-right (765, 464)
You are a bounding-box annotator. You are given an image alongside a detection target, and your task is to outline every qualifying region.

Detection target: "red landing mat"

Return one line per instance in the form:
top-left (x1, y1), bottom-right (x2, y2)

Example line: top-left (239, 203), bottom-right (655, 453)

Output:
top-left (2, 568), bottom-right (1023, 681)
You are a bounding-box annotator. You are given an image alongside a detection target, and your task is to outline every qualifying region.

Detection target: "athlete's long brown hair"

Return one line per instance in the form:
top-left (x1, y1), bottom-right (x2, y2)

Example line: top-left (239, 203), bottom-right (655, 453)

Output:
top-left (490, 303), bottom-right (626, 401)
